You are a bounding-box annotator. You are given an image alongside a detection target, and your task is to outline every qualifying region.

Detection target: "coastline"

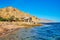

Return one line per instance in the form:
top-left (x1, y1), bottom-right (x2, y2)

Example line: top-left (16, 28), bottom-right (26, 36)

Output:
top-left (0, 22), bottom-right (42, 37)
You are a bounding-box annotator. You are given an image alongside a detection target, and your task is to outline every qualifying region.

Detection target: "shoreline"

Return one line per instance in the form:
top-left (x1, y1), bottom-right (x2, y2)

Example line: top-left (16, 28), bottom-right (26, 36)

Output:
top-left (0, 22), bottom-right (42, 37)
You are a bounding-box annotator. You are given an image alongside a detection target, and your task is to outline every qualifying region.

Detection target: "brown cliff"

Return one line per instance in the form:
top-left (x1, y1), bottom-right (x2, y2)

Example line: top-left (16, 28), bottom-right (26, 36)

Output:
top-left (0, 6), bottom-right (40, 22)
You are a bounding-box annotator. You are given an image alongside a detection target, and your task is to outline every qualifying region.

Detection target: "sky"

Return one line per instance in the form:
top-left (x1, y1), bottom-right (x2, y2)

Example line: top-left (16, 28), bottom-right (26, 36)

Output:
top-left (0, 0), bottom-right (60, 22)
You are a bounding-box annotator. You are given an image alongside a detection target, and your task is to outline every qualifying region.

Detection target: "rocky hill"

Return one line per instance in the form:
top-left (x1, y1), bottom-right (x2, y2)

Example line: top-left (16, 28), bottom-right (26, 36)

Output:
top-left (0, 7), bottom-right (40, 22)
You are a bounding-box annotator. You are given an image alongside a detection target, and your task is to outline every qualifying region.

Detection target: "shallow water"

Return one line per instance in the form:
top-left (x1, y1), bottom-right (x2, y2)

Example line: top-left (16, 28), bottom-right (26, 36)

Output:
top-left (0, 23), bottom-right (60, 40)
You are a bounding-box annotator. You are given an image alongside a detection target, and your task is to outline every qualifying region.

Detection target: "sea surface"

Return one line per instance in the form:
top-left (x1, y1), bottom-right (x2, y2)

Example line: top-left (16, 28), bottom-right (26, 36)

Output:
top-left (0, 23), bottom-right (60, 40)
top-left (18, 23), bottom-right (60, 40)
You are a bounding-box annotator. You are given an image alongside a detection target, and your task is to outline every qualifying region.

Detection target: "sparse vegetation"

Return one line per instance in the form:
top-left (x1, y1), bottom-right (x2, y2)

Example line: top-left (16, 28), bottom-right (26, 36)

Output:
top-left (8, 16), bottom-right (15, 22)
top-left (15, 18), bottom-right (19, 21)
top-left (0, 17), bottom-right (8, 21)
top-left (0, 16), bottom-right (19, 22)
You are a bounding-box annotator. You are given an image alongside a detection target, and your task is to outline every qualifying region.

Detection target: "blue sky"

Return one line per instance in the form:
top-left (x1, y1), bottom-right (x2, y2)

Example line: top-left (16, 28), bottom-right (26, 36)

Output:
top-left (0, 0), bottom-right (60, 22)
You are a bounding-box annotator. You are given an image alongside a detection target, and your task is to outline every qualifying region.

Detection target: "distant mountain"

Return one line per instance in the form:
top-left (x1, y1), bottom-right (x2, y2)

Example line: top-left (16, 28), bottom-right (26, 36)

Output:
top-left (0, 6), bottom-right (52, 23)
top-left (39, 18), bottom-right (53, 23)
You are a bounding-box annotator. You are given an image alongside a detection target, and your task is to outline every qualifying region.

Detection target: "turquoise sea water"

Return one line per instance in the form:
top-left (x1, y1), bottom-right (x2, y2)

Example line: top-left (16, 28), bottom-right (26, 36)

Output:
top-left (19, 23), bottom-right (60, 40)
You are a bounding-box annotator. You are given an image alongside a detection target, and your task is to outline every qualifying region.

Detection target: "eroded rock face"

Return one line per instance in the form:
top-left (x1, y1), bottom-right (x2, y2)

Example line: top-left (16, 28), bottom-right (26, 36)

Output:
top-left (0, 7), bottom-right (40, 22)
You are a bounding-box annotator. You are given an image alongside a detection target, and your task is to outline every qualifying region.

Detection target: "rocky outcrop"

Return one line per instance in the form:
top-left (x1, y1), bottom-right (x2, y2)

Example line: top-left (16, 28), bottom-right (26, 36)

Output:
top-left (0, 7), bottom-right (40, 22)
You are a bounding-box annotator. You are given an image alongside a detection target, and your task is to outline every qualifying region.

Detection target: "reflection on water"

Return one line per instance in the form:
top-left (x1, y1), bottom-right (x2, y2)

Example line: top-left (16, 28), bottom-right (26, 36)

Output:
top-left (0, 23), bottom-right (60, 40)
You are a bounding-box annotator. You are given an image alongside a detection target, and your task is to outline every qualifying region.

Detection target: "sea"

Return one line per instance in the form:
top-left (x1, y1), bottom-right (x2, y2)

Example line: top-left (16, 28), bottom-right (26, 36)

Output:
top-left (18, 22), bottom-right (60, 40)
top-left (0, 22), bottom-right (60, 40)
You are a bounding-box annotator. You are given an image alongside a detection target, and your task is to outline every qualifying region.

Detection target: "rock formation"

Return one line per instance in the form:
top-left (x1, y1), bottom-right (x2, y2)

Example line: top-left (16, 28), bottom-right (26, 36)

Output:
top-left (0, 6), bottom-right (40, 22)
